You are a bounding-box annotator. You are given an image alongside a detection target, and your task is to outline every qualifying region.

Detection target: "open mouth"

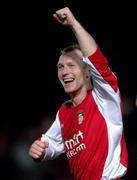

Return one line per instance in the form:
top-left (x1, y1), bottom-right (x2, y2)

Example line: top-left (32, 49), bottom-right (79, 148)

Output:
top-left (63, 78), bottom-right (75, 84)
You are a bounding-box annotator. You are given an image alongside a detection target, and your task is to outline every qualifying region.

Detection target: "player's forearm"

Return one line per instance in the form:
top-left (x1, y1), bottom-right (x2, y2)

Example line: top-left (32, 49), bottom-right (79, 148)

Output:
top-left (70, 19), bottom-right (97, 57)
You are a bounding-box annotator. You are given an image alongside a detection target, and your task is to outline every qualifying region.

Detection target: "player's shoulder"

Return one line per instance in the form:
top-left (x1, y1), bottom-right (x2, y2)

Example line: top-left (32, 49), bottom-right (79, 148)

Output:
top-left (60, 99), bottom-right (73, 109)
top-left (58, 99), bottom-right (72, 117)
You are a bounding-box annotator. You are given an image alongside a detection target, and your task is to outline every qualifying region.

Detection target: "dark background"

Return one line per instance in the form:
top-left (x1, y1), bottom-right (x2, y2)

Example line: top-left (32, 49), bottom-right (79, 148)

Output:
top-left (1, 0), bottom-right (137, 179)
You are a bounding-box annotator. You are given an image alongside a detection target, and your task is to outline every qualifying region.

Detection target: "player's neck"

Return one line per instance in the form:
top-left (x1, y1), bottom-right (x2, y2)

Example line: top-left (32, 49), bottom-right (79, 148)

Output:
top-left (70, 88), bottom-right (87, 106)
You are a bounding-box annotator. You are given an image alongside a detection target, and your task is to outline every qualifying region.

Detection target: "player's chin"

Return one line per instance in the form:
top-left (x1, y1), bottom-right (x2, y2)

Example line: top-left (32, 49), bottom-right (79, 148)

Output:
top-left (64, 87), bottom-right (75, 94)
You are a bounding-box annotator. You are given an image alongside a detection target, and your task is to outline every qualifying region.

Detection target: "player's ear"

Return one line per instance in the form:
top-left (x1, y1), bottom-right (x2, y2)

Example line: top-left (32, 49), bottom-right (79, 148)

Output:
top-left (85, 67), bottom-right (91, 79)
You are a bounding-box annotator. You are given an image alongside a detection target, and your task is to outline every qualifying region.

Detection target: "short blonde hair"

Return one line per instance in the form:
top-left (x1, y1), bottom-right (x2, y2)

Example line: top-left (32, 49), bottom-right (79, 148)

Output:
top-left (60, 43), bottom-right (80, 54)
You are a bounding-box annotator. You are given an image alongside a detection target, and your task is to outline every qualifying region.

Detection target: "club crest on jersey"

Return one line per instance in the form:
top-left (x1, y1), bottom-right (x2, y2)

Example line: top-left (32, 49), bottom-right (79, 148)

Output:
top-left (77, 110), bottom-right (84, 124)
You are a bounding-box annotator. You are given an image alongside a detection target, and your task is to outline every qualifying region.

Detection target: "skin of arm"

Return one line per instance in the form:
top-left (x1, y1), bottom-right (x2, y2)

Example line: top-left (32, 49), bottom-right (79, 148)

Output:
top-left (53, 7), bottom-right (97, 57)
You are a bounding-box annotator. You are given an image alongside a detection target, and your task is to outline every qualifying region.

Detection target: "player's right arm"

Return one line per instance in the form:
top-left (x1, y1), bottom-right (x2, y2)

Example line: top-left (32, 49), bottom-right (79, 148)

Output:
top-left (29, 112), bottom-right (65, 161)
top-left (53, 7), bottom-right (97, 57)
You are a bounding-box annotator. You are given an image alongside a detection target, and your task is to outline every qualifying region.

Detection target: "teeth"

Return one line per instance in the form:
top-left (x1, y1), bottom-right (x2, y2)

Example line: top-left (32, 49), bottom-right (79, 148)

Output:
top-left (63, 78), bottom-right (74, 83)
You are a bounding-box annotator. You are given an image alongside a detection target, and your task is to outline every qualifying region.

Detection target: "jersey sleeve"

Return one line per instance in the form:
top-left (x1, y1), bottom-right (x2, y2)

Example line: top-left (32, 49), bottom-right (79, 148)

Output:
top-left (83, 46), bottom-right (119, 93)
top-left (82, 46), bottom-right (122, 125)
top-left (40, 111), bottom-right (65, 161)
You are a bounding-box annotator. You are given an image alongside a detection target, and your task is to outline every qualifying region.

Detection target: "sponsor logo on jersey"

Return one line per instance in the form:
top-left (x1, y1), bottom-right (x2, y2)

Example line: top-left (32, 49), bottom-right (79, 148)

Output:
top-left (65, 130), bottom-right (86, 158)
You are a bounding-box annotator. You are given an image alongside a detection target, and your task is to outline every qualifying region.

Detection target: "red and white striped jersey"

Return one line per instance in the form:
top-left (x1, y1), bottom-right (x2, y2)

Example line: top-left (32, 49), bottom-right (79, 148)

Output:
top-left (41, 47), bottom-right (128, 180)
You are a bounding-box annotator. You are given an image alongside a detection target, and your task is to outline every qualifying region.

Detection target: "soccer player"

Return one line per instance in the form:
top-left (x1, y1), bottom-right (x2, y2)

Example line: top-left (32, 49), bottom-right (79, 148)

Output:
top-left (29, 7), bottom-right (128, 180)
